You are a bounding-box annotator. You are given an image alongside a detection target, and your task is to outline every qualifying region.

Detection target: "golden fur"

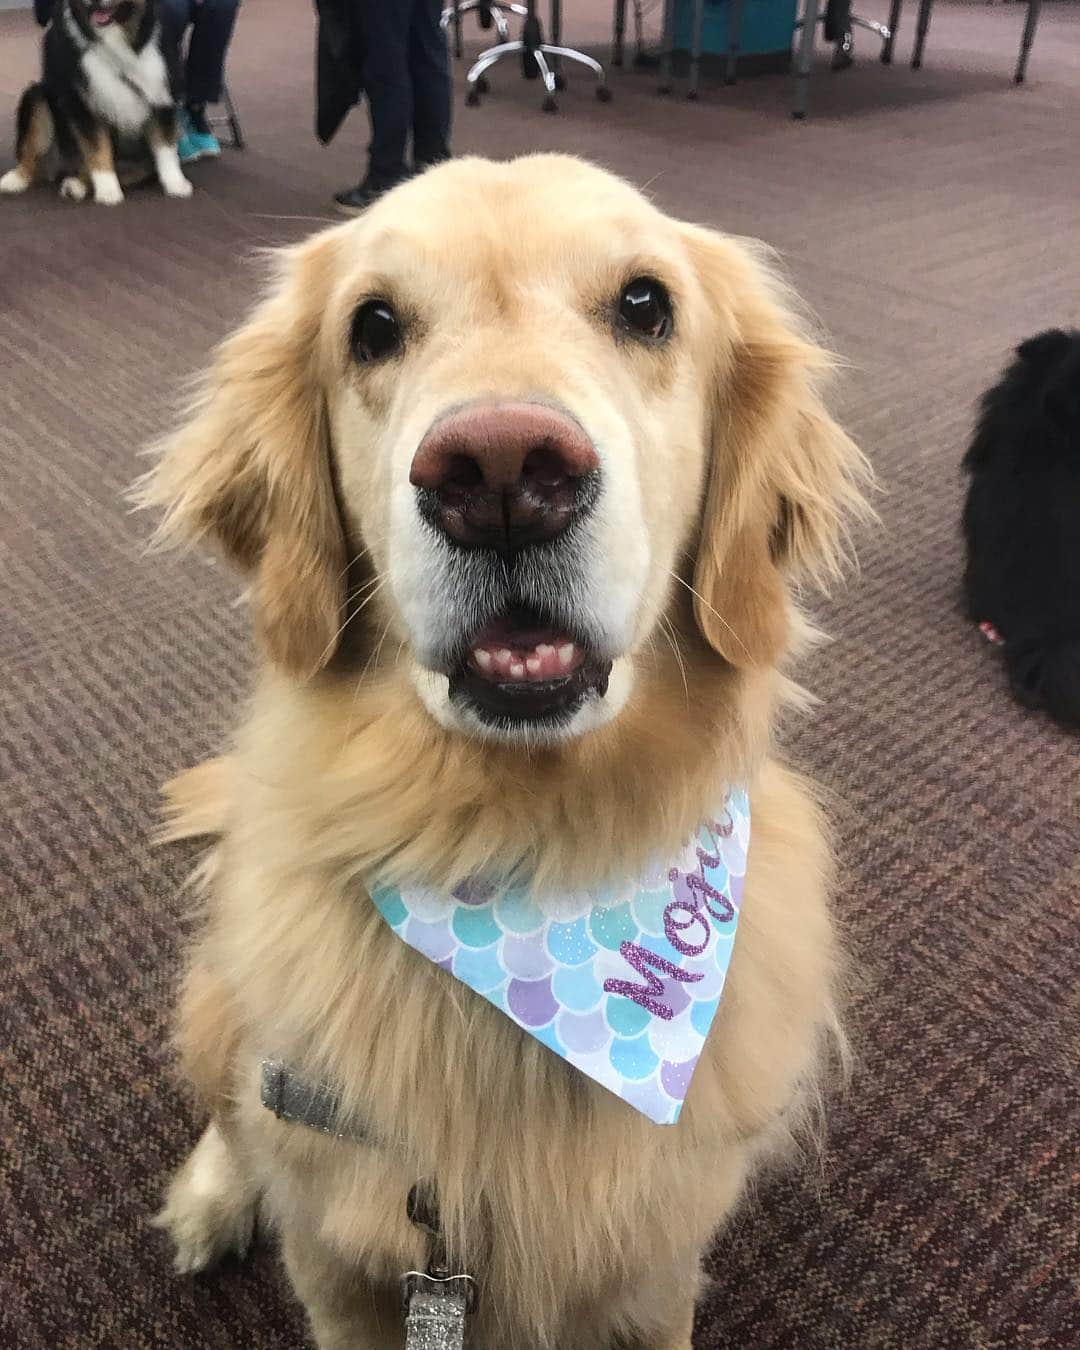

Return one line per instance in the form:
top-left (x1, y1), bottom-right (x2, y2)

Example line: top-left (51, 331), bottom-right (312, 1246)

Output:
top-left (142, 155), bottom-right (871, 1350)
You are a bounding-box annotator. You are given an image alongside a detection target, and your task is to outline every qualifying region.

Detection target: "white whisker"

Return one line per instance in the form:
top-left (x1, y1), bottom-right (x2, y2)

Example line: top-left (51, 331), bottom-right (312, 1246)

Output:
top-left (315, 577), bottom-right (387, 669)
top-left (658, 615), bottom-right (690, 709)
top-left (667, 571), bottom-right (751, 662)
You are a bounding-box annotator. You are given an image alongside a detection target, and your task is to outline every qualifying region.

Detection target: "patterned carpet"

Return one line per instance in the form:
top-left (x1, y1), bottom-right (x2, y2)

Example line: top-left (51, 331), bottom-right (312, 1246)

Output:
top-left (1, 1), bottom-right (1078, 1345)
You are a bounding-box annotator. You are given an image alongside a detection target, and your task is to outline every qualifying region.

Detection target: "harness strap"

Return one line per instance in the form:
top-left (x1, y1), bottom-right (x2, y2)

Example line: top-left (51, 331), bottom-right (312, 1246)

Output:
top-left (260, 1057), bottom-right (478, 1344)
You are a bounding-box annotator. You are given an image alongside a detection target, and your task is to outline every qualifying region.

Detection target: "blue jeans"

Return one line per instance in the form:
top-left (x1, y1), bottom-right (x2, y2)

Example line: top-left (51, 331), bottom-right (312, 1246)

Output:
top-left (159, 0), bottom-right (240, 107)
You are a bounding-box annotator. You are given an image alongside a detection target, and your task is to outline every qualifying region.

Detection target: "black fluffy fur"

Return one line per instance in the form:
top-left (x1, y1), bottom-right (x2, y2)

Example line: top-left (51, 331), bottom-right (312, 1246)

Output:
top-left (962, 329), bottom-right (1080, 729)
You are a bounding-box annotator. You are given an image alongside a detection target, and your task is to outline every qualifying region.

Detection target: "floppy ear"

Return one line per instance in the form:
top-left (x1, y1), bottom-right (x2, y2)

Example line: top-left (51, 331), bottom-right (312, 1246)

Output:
top-left (682, 226), bottom-right (872, 668)
top-left (137, 232), bottom-right (347, 680)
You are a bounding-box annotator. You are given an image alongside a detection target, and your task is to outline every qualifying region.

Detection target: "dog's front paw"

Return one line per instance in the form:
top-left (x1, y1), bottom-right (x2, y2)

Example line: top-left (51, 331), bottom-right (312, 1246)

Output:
top-left (91, 172), bottom-right (124, 206)
top-left (59, 176), bottom-right (88, 202)
top-left (0, 167), bottom-right (30, 195)
top-left (163, 174), bottom-right (194, 199)
top-left (152, 1122), bottom-right (258, 1275)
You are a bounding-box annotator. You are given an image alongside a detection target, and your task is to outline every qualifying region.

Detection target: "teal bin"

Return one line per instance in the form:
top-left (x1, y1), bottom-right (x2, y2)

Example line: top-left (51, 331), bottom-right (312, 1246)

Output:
top-left (672, 0), bottom-right (798, 64)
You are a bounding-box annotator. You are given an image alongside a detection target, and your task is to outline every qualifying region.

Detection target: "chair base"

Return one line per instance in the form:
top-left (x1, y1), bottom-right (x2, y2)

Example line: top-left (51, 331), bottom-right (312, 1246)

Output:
top-left (466, 39), bottom-right (610, 111)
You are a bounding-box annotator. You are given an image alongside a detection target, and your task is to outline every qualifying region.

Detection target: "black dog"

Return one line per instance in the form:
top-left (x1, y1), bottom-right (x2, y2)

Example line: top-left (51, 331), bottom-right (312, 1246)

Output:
top-left (962, 329), bottom-right (1080, 729)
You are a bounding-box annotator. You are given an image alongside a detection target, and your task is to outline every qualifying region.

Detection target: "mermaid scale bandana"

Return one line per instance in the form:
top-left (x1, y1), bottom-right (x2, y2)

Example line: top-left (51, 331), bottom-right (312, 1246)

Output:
top-left (370, 788), bottom-right (750, 1125)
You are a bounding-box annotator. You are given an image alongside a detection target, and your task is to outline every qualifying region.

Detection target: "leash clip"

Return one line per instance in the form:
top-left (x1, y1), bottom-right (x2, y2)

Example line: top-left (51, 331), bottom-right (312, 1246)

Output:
top-left (402, 1182), bottom-right (477, 1347)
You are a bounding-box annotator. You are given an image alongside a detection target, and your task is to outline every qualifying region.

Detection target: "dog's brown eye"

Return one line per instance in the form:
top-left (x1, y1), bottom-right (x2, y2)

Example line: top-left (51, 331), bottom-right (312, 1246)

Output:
top-left (351, 300), bottom-right (401, 363)
top-left (617, 277), bottom-right (672, 342)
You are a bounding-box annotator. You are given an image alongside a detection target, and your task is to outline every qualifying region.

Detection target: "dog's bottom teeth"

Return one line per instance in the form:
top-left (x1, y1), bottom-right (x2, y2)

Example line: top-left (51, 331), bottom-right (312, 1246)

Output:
top-left (469, 639), bottom-right (584, 683)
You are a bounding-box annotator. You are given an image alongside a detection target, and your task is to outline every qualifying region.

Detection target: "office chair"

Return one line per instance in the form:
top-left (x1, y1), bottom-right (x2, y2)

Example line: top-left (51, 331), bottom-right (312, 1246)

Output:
top-left (465, 0), bottom-right (611, 112)
top-left (441, 1), bottom-right (528, 61)
top-left (205, 83), bottom-right (245, 151)
top-left (799, 0), bottom-right (892, 69)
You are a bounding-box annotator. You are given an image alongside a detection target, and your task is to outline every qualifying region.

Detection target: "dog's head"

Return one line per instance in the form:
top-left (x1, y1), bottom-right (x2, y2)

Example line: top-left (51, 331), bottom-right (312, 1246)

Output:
top-left (69, 0), bottom-right (147, 37)
top-left (143, 156), bottom-right (868, 746)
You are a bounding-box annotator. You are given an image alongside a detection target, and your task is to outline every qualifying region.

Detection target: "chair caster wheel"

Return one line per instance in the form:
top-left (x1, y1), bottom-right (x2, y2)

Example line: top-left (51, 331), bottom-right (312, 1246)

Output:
top-left (466, 88), bottom-right (481, 106)
top-left (686, 89), bottom-right (698, 100)
top-left (554, 72), bottom-right (567, 90)
top-left (475, 75), bottom-right (490, 94)
top-left (542, 94), bottom-right (558, 113)
top-left (657, 83), bottom-right (672, 95)
top-left (596, 84), bottom-right (612, 102)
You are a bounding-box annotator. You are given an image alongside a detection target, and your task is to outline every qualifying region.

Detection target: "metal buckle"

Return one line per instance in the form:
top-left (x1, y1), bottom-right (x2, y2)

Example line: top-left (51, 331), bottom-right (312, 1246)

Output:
top-left (402, 1271), bottom-right (475, 1348)
top-left (402, 1182), bottom-right (477, 1347)
top-left (403, 1268), bottom-right (478, 1313)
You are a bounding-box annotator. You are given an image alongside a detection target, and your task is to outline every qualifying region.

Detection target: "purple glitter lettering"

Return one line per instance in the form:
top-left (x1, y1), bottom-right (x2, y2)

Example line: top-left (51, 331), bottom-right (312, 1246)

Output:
top-left (662, 900), bottom-right (711, 957)
top-left (684, 871), bottom-right (735, 925)
top-left (603, 941), bottom-right (705, 1020)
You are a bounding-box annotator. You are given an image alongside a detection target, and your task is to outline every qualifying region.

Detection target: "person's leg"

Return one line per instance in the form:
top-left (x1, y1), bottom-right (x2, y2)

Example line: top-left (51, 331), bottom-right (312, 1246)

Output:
top-left (335, 0), bottom-right (412, 211)
top-left (157, 0), bottom-right (195, 98)
top-left (178, 0), bottom-right (239, 157)
top-left (362, 0), bottom-right (413, 186)
top-left (184, 0), bottom-right (240, 109)
top-left (409, 0), bottom-right (452, 170)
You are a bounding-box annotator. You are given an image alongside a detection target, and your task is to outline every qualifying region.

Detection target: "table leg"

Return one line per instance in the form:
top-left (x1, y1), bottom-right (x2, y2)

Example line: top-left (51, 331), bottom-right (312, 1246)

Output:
top-left (912, 0), bottom-right (932, 69)
top-left (658, 0), bottom-right (676, 93)
top-left (1014, 0), bottom-right (1041, 83)
top-left (689, 0), bottom-right (706, 98)
top-left (793, 0), bottom-right (820, 119)
top-left (882, 0), bottom-right (902, 62)
top-left (613, 0), bottom-right (627, 66)
top-left (726, 0), bottom-right (744, 84)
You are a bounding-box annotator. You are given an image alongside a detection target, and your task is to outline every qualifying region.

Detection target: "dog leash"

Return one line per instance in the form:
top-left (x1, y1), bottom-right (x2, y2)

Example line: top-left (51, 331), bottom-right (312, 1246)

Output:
top-left (261, 1061), bottom-right (477, 1347)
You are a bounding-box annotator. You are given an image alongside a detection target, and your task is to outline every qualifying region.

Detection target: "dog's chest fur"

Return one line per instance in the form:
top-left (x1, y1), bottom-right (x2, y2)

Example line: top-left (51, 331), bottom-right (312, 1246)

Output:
top-left (77, 21), bottom-right (169, 133)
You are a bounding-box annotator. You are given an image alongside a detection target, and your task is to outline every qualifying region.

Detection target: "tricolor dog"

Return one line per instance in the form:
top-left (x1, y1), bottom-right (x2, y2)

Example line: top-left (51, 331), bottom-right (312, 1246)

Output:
top-left (1, 0), bottom-right (191, 206)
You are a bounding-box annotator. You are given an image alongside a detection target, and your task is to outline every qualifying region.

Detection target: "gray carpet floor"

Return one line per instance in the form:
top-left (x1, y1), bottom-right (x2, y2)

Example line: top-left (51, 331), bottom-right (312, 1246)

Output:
top-left (1, 1), bottom-right (1078, 1345)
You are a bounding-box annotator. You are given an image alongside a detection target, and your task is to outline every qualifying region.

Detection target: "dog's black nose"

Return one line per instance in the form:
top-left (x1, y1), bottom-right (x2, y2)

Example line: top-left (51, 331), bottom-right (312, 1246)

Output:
top-left (410, 401), bottom-right (600, 552)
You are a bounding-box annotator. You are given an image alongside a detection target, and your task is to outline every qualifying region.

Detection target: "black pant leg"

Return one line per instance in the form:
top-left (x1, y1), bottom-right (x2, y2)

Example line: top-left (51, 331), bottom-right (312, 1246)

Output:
top-left (184, 0), bottom-right (240, 107)
top-left (158, 0), bottom-right (195, 101)
top-left (409, 0), bottom-right (451, 168)
top-left (362, 0), bottom-right (413, 184)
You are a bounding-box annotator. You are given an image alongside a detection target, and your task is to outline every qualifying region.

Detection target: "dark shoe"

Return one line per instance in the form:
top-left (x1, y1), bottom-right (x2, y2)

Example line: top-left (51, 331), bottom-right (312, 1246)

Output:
top-left (333, 176), bottom-right (404, 215)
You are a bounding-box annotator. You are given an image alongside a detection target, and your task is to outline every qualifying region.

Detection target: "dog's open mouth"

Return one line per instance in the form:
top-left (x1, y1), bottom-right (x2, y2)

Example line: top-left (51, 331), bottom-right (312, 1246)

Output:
top-left (89, 3), bottom-right (115, 25)
top-left (448, 607), bottom-right (612, 726)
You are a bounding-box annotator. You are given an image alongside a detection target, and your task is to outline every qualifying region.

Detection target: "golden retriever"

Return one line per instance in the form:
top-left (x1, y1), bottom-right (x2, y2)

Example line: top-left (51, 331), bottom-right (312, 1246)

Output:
top-left (143, 154), bottom-right (870, 1350)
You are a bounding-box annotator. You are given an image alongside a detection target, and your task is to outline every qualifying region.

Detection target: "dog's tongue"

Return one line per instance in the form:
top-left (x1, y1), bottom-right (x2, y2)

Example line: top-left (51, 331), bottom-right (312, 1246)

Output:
top-left (91, 8), bottom-right (112, 23)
